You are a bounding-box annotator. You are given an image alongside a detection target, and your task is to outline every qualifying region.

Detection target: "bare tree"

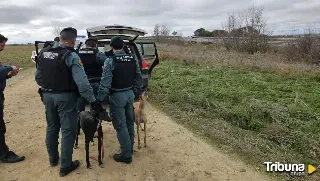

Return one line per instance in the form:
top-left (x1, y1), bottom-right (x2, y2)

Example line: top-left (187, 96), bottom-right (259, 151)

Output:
top-left (153, 24), bottom-right (171, 42)
top-left (160, 24), bottom-right (170, 36)
top-left (153, 24), bottom-right (160, 41)
top-left (222, 12), bottom-right (242, 50)
top-left (285, 28), bottom-right (320, 63)
top-left (52, 26), bottom-right (61, 37)
top-left (222, 5), bottom-right (269, 53)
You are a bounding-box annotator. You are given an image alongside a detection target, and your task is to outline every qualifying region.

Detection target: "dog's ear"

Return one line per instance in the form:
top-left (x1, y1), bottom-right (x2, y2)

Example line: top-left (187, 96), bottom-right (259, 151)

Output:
top-left (142, 91), bottom-right (148, 99)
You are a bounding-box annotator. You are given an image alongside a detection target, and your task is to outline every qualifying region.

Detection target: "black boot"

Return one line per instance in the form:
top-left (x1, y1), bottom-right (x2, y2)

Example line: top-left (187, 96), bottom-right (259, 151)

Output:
top-left (0, 151), bottom-right (25, 163)
top-left (59, 160), bottom-right (80, 177)
top-left (113, 154), bottom-right (132, 164)
top-left (49, 154), bottom-right (59, 167)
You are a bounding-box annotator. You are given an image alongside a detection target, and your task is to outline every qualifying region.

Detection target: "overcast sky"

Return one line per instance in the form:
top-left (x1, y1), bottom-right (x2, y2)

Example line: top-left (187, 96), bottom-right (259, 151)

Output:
top-left (0, 0), bottom-right (319, 43)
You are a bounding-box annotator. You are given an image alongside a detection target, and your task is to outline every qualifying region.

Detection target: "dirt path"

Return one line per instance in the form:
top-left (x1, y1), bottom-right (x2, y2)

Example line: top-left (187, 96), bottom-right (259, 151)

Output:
top-left (0, 69), bottom-right (272, 181)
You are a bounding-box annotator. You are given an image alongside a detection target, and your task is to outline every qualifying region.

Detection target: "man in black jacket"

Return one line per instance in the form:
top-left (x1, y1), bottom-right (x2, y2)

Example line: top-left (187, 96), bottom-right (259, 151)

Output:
top-left (0, 34), bottom-right (25, 163)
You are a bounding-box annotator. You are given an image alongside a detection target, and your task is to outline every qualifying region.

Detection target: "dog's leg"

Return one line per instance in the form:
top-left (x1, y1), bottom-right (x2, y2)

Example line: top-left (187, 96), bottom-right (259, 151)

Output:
top-left (85, 136), bottom-right (91, 169)
top-left (91, 138), bottom-right (94, 146)
top-left (74, 117), bottom-right (80, 149)
top-left (137, 122), bottom-right (141, 149)
top-left (144, 121), bottom-right (147, 148)
top-left (141, 112), bottom-right (147, 148)
top-left (97, 126), bottom-right (104, 168)
top-left (140, 124), bottom-right (144, 131)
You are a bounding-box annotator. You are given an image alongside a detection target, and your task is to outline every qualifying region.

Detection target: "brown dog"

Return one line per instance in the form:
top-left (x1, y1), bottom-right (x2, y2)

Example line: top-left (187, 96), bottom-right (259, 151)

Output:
top-left (133, 91), bottom-right (148, 149)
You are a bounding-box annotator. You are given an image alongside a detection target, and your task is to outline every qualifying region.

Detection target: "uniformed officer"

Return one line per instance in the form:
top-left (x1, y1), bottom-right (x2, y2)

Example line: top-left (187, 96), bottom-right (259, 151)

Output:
top-left (35, 27), bottom-right (104, 177)
top-left (0, 34), bottom-right (25, 163)
top-left (54, 37), bottom-right (60, 45)
top-left (77, 37), bottom-right (107, 112)
top-left (96, 36), bottom-right (142, 163)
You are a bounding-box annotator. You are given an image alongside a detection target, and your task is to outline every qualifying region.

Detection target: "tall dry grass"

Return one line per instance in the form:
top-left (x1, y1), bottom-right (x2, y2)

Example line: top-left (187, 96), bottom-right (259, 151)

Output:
top-left (157, 42), bottom-right (320, 76)
top-left (284, 36), bottom-right (320, 64)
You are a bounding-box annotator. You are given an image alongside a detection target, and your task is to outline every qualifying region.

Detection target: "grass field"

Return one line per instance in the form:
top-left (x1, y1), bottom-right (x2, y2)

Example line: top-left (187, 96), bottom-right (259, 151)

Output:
top-left (1, 44), bottom-right (319, 180)
top-left (0, 45), bottom-right (35, 68)
top-left (149, 43), bottom-right (320, 180)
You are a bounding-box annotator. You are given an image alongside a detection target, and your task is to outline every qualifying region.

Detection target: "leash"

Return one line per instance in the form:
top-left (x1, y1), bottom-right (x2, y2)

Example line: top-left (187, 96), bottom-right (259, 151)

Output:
top-left (89, 137), bottom-right (104, 161)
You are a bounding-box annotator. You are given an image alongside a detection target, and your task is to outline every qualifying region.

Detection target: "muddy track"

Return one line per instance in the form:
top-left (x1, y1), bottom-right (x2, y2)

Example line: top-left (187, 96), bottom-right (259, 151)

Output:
top-left (0, 69), bottom-right (272, 181)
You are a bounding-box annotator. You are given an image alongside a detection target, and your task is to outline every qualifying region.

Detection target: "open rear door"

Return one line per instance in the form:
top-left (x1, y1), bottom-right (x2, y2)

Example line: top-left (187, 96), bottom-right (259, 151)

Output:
top-left (136, 41), bottom-right (160, 77)
top-left (32, 41), bottom-right (54, 63)
top-left (35, 41), bottom-right (53, 55)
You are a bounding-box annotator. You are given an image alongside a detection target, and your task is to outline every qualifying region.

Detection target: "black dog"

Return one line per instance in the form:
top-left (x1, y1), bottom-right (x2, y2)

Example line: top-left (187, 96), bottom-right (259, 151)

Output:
top-left (79, 111), bottom-right (104, 168)
top-left (76, 108), bottom-right (111, 169)
top-left (74, 112), bottom-right (94, 150)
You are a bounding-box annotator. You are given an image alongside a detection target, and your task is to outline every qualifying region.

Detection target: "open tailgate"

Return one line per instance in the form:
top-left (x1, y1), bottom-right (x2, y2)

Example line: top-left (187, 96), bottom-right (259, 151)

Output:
top-left (86, 25), bottom-right (148, 41)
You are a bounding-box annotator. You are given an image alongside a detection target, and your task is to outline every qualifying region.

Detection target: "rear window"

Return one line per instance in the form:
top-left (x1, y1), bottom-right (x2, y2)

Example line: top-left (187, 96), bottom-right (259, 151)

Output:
top-left (141, 44), bottom-right (155, 56)
top-left (97, 41), bottom-right (141, 61)
top-left (137, 44), bottom-right (142, 55)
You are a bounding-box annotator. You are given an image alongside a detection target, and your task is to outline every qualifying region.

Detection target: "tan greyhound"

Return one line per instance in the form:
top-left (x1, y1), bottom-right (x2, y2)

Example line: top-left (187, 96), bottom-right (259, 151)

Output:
top-left (133, 91), bottom-right (148, 149)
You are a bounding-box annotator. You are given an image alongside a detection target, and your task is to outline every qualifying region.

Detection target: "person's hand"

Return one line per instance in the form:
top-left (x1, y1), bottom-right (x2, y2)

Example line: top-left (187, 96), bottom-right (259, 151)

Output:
top-left (7, 72), bottom-right (13, 78)
top-left (11, 66), bottom-right (19, 76)
top-left (10, 71), bottom-right (18, 76)
top-left (90, 100), bottom-right (104, 115)
top-left (11, 66), bottom-right (18, 72)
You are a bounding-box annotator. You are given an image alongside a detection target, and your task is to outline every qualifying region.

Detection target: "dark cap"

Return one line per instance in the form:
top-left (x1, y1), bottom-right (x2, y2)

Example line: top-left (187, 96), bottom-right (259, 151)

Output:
top-left (54, 37), bottom-right (60, 42)
top-left (85, 37), bottom-right (98, 44)
top-left (60, 27), bottom-right (77, 36)
top-left (110, 36), bottom-right (123, 46)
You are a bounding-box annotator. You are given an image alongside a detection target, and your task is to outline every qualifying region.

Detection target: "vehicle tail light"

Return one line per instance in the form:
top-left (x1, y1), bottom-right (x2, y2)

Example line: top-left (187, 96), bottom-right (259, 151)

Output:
top-left (142, 59), bottom-right (148, 69)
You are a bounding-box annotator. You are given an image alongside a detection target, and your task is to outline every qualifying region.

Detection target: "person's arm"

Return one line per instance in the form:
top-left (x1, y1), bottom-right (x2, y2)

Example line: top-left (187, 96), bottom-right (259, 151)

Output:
top-left (33, 65), bottom-right (43, 101)
top-left (97, 52), bottom-right (107, 65)
top-left (34, 69), bottom-right (41, 86)
top-left (133, 59), bottom-right (143, 97)
top-left (0, 66), bottom-right (13, 80)
top-left (96, 58), bottom-right (113, 102)
top-left (66, 52), bottom-right (96, 103)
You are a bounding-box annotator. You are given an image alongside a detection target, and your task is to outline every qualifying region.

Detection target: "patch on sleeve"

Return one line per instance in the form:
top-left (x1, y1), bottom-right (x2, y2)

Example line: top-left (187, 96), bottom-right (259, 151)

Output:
top-left (103, 60), bottom-right (109, 68)
top-left (103, 58), bottom-right (113, 71)
top-left (78, 59), bottom-right (83, 66)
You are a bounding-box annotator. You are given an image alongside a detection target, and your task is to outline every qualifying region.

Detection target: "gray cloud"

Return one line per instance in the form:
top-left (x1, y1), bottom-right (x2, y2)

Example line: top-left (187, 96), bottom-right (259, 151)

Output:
top-left (0, 0), bottom-right (319, 43)
top-left (0, 5), bottom-right (46, 24)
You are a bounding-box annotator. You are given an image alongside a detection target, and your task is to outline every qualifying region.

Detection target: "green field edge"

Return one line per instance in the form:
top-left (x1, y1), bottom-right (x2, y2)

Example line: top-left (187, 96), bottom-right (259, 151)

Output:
top-left (148, 60), bottom-right (320, 181)
top-left (148, 99), bottom-right (285, 181)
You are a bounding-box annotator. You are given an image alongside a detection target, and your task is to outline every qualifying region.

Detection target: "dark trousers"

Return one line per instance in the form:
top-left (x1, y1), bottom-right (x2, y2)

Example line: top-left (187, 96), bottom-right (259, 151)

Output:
top-left (109, 90), bottom-right (135, 158)
top-left (0, 91), bottom-right (9, 158)
top-left (43, 92), bottom-right (78, 169)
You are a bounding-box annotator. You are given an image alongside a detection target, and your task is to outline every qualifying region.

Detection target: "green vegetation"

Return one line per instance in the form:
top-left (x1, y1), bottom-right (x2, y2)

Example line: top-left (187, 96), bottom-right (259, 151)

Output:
top-left (0, 45), bottom-right (35, 68)
top-left (149, 60), bottom-right (320, 180)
